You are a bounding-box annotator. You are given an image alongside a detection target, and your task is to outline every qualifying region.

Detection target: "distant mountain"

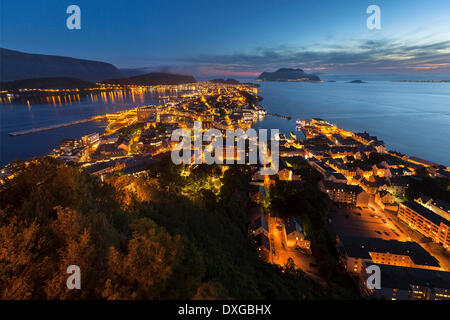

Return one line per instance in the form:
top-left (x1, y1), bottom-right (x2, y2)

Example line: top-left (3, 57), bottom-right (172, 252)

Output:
top-left (119, 67), bottom-right (155, 78)
top-left (209, 78), bottom-right (240, 84)
top-left (0, 77), bottom-right (95, 91)
top-left (257, 68), bottom-right (320, 82)
top-left (102, 72), bottom-right (196, 86)
top-left (0, 48), bottom-right (123, 82)
top-left (348, 80), bottom-right (366, 83)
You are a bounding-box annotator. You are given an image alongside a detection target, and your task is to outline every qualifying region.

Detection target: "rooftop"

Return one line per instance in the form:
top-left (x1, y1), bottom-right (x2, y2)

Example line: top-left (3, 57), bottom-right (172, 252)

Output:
top-left (363, 261), bottom-right (450, 291)
top-left (339, 235), bottom-right (440, 268)
top-left (401, 201), bottom-right (449, 227)
top-left (250, 216), bottom-right (269, 232)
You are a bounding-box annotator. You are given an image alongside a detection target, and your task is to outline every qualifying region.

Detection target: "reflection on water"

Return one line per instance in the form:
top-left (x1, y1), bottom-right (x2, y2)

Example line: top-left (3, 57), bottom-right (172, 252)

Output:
top-left (1, 81), bottom-right (450, 166)
top-left (0, 87), bottom-right (183, 165)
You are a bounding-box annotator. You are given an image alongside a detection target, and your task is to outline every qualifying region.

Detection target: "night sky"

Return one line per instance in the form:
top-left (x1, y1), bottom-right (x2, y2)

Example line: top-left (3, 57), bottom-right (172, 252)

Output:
top-left (1, 0), bottom-right (450, 77)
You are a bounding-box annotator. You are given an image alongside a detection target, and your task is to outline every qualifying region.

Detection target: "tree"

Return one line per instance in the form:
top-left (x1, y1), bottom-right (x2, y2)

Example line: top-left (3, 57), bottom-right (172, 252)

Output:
top-left (102, 218), bottom-right (184, 299)
top-left (284, 257), bottom-right (296, 273)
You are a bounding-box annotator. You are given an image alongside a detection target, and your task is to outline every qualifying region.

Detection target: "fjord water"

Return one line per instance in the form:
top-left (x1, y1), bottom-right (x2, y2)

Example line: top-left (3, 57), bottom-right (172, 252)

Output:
top-left (0, 90), bottom-right (167, 166)
top-left (256, 80), bottom-right (450, 166)
top-left (1, 80), bottom-right (449, 166)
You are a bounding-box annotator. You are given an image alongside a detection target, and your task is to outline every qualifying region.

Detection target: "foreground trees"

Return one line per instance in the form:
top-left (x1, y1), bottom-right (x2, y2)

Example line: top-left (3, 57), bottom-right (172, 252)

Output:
top-left (0, 157), bottom-right (353, 299)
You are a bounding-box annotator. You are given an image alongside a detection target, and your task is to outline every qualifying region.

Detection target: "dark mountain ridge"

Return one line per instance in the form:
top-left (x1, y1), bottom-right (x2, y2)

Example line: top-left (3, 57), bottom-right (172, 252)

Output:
top-left (102, 72), bottom-right (196, 86)
top-left (0, 77), bottom-right (95, 90)
top-left (0, 48), bottom-right (123, 82)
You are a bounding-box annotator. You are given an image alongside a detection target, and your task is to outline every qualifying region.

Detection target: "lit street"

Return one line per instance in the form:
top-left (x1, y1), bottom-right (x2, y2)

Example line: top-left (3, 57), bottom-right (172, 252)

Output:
top-left (268, 217), bottom-right (326, 286)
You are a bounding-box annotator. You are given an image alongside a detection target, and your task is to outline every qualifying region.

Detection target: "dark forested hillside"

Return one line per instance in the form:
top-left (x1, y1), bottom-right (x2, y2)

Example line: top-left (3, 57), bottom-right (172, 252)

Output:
top-left (0, 156), bottom-right (356, 299)
top-left (0, 77), bottom-right (95, 90)
top-left (0, 48), bottom-right (123, 82)
top-left (102, 72), bottom-right (196, 86)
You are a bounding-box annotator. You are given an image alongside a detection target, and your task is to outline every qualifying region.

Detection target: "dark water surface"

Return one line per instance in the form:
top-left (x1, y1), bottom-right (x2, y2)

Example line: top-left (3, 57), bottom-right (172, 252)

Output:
top-left (0, 89), bottom-right (172, 165)
top-left (256, 81), bottom-right (450, 166)
top-left (1, 81), bottom-right (449, 166)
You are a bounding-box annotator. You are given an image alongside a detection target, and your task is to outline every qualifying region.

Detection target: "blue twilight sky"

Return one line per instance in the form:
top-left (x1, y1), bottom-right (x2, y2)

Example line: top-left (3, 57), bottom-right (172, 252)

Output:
top-left (1, 0), bottom-right (450, 77)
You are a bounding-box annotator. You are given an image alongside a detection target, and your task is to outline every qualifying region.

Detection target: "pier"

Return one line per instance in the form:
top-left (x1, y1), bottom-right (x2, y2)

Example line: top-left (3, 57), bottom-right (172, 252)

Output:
top-left (8, 117), bottom-right (104, 136)
top-left (267, 112), bottom-right (291, 120)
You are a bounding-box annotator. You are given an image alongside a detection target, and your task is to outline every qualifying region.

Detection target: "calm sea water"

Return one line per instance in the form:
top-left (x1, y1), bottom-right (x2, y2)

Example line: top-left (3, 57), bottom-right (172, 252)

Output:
top-left (0, 90), bottom-right (169, 165)
top-left (256, 81), bottom-right (450, 166)
top-left (1, 81), bottom-right (449, 166)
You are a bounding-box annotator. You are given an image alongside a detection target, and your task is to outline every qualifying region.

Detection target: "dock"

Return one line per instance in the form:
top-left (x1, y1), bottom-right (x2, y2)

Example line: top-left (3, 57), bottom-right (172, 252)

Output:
top-left (8, 117), bottom-right (103, 136)
top-left (267, 112), bottom-right (291, 120)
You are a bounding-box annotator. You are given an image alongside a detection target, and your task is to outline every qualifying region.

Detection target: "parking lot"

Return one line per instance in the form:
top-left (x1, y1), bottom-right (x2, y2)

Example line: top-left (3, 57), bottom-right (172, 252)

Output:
top-left (330, 205), bottom-right (407, 241)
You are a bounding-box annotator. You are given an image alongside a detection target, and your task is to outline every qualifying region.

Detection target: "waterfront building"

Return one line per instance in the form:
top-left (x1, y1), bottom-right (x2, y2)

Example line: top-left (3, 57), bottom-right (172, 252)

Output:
top-left (59, 139), bottom-right (80, 152)
top-left (81, 132), bottom-right (100, 146)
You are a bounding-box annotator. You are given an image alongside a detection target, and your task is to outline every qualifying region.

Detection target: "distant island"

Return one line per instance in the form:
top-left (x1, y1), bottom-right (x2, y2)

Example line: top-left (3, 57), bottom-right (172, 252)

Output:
top-left (102, 72), bottom-right (196, 86)
top-left (348, 80), bottom-right (366, 83)
top-left (0, 77), bottom-right (95, 91)
top-left (257, 68), bottom-right (320, 82)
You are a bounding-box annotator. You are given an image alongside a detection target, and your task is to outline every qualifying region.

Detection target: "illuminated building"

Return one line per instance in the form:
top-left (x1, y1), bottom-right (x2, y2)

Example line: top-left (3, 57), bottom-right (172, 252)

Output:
top-left (137, 106), bottom-right (158, 122)
top-left (398, 202), bottom-right (450, 250)
top-left (336, 235), bottom-right (441, 275)
top-left (81, 132), bottom-right (100, 146)
top-left (283, 218), bottom-right (311, 251)
top-left (319, 181), bottom-right (369, 207)
top-left (360, 261), bottom-right (450, 300)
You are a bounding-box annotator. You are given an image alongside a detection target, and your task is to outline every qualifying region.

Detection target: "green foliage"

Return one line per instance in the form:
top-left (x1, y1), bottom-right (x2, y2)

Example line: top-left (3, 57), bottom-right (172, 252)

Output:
top-left (147, 154), bottom-right (186, 193)
top-left (0, 157), bottom-right (355, 299)
top-left (268, 179), bottom-right (329, 219)
top-left (285, 157), bottom-right (322, 183)
top-left (406, 176), bottom-right (450, 202)
top-left (266, 162), bottom-right (358, 296)
top-left (347, 153), bottom-right (392, 169)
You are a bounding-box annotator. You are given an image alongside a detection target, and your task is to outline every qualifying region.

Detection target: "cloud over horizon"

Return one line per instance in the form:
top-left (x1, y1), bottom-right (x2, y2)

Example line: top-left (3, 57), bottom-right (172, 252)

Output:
top-left (177, 37), bottom-right (450, 76)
